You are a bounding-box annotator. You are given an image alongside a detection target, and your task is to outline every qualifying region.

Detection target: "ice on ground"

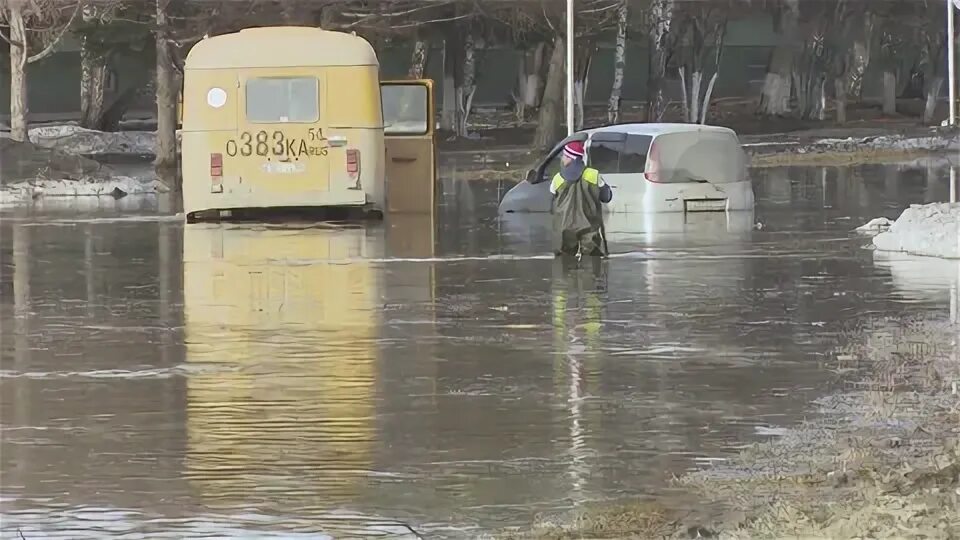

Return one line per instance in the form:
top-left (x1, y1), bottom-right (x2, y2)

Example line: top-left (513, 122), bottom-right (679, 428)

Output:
top-left (0, 176), bottom-right (169, 206)
top-left (855, 217), bottom-right (894, 235)
top-left (28, 125), bottom-right (156, 156)
top-left (871, 202), bottom-right (960, 259)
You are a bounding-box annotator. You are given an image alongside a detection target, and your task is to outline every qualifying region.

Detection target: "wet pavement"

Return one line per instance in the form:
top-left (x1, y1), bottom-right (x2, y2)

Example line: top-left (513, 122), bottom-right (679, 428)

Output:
top-left (2, 158), bottom-right (959, 538)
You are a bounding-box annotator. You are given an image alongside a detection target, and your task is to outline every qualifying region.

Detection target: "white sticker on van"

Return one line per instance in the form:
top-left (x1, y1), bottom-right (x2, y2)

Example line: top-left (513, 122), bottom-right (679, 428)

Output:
top-left (262, 162), bottom-right (305, 174)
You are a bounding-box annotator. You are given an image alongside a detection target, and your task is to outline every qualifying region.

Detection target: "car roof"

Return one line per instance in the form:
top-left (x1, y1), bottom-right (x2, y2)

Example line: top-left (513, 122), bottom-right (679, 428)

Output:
top-left (581, 123), bottom-right (738, 137)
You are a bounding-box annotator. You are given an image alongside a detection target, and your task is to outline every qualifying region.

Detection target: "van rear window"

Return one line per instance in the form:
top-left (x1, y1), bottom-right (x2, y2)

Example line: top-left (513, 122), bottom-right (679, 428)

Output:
top-left (245, 77), bottom-right (319, 123)
top-left (586, 134), bottom-right (652, 174)
top-left (651, 131), bottom-right (745, 184)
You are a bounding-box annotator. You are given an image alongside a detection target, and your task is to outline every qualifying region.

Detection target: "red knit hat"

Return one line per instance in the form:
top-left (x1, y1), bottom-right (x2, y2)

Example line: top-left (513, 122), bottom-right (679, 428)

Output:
top-left (562, 141), bottom-right (585, 160)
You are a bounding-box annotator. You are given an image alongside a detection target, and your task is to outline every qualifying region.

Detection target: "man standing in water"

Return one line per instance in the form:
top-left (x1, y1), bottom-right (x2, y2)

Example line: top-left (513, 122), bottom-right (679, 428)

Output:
top-left (549, 141), bottom-right (613, 258)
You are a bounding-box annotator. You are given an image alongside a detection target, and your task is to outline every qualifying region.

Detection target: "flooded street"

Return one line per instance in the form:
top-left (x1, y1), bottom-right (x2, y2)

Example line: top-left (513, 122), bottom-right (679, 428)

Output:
top-left (2, 159), bottom-right (959, 538)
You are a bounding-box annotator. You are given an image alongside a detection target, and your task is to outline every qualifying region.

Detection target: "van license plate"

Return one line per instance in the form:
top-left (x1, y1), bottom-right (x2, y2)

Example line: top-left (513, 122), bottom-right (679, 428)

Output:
top-left (685, 199), bottom-right (726, 212)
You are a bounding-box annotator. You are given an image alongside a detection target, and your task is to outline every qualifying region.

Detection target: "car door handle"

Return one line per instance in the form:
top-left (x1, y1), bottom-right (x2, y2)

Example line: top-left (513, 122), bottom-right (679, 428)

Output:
top-left (391, 156), bottom-right (417, 163)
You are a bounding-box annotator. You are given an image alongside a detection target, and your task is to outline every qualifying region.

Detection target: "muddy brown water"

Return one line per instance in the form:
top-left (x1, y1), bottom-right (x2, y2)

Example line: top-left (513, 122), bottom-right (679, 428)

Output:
top-left (2, 159), bottom-right (959, 538)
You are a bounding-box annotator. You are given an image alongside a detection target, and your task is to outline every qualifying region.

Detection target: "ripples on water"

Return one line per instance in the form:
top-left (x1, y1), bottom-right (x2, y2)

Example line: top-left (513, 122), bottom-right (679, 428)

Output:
top-left (1, 160), bottom-right (959, 538)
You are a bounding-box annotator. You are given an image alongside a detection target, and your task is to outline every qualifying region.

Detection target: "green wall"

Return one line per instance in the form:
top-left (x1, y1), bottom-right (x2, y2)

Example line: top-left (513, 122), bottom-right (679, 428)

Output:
top-left (0, 15), bottom-right (902, 120)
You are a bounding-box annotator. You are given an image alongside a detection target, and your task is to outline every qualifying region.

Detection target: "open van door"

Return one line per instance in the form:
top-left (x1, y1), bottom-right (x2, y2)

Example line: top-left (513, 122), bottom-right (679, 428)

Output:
top-left (381, 80), bottom-right (437, 214)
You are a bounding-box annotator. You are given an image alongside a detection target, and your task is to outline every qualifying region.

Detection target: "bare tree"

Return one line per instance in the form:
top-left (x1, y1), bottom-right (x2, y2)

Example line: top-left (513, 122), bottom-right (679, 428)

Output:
top-left (1, 0), bottom-right (81, 142)
top-left (73, 0), bottom-right (152, 130)
top-left (484, 0), bottom-right (617, 146)
top-left (573, 38), bottom-right (595, 129)
top-left (914, 1), bottom-right (952, 123)
top-left (408, 36), bottom-right (430, 78)
top-left (791, 1), bottom-right (857, 121)
top-left (645, 0), bottom-right (675, 122)
top-left (606, 0), bottom-right (627, 124)
top-left (154, 0), bottom-right (177, 179)
top-left (674, 2), bottom-right (729, 124)
top-left (533, 34), bottom-right (565, 150)
top-left (757, 0), bottom-right (800, 117)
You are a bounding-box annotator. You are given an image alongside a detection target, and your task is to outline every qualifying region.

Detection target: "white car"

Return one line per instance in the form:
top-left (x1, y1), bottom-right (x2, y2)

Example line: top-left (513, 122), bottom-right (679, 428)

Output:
top-left (499, 123), bottom-right (755, 214)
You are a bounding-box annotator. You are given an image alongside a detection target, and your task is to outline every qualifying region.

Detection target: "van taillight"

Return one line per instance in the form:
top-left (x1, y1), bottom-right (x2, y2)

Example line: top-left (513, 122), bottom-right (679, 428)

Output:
top-left (210, 153), bottom-right (223, 193)
top-left (210, 153), bottom-right (223, 177)
top-left (345, 149), bottom-right (362, 189)
top-left (346, 149), bottom-right (360, 177)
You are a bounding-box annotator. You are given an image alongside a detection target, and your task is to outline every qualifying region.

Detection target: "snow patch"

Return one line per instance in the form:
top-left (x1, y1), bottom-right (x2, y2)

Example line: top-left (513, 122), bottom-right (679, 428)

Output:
top-left (0, 176), bottom-right (169, 206)
top-left (855, 217), bottom-right (894, 235)
top-left (28, 125), bottom-right (158, 156)
top-left (871, 202), bottom-right (960, 259)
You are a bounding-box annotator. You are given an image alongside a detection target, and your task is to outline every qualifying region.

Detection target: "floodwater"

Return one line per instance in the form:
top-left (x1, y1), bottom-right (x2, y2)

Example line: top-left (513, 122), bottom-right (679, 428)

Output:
top-left (2, 158), bottom-right (959, 538)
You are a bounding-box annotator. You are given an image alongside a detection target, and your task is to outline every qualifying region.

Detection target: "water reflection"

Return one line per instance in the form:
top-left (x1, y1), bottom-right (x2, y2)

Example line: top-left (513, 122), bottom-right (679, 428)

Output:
top-left (182, 224), bottom-right (381, 506)
top-left (2, 158), bottom-right (960, 538)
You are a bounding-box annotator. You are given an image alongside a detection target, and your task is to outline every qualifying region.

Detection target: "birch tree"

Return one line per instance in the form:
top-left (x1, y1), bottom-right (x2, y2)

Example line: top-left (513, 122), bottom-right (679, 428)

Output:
top-left (914, 1), bottom-right (952, 124)
top-left (606, 0), bottom-right (627, 124)
top-left (74, 0), bottom-right (151, 130)
top-left (408, 36), bottom-right (430, 78)
top-left (645, 0), bottom-right (675, 122)
top-left (499, 0), bottom-right (617, 147)
top-left (1, 0), bottom-right (81, 142)
top-left (674, 3), bottom-right (729, 124)
top-left (757, 0), bottom-right (800, 116)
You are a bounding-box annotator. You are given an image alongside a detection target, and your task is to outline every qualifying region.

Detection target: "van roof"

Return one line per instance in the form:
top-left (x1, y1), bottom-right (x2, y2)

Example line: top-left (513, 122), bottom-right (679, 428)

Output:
top-left (185, 26), bottom-right (379, 69)
top-left (584, 123), bottom-right (738, 138)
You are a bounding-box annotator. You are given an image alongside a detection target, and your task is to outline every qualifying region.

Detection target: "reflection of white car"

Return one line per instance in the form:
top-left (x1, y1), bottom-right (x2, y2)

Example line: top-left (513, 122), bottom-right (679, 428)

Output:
top-left (498, 207), bottom-right (756, 249)
top-left (499, 123), bottom-right (755, 214)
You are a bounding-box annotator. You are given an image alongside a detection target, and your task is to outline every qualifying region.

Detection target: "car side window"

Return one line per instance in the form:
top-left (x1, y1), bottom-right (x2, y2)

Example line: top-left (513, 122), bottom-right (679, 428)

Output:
top-left (620, 134), bottom-right (652, 173)
top-left (587, 140), bottom-right (624, 174)
top-left (543, 153), bottom-right (563, 180)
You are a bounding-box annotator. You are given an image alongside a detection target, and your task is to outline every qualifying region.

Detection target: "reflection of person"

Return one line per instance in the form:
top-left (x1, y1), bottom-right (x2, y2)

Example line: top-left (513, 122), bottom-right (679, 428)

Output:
top-left (553, 256), bottom-right (607, 352)
top-left (549, 141), bottom-right (613, 258)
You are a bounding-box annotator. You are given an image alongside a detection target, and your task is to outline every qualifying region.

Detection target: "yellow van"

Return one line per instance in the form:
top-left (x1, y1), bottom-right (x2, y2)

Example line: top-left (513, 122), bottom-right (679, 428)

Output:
top-left (179, 26), bottom-right (437, 222)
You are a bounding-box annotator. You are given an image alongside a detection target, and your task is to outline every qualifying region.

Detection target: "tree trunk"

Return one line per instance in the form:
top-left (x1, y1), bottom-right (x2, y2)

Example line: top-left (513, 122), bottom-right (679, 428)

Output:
top-left (607, 0), bottom-right (628, 124)
top-left (817, 79), bottom-right (826, 121)
top-left (454, 32), bottom-right (477, 138)
top-left (923, 76), bottom-right (944, 124)
top-left (155, 0), bottom-right (179, 184)
top-left (700, 71), bottom-right (719, 124)
top-left (80, 55), bottom-right (108, 130)
top-left (573, 43), bottom-right (593, 130)
top-left (700, 18), bottom-right (726, 124)
top-left (80, 5), bottom-right (108, 131)
top-left (679, 68), bottom-right (689, 122)
top-left (835, 77), bottom-right (847, 124)
top-left (513, 42), bottom-right (545, 122)
top-left (523, 42), bottom-right (546, 108)
top-left (645, 0), bottom-right (674, 122)
top-left (440, 38), bottom-right (457, 131)
top-left (689, 71), bottom-right (702, 123)
top-left (8, 0), bottom-right (29, 142)
top-left (882, 70), bottom-right (897, 116)
top-left (533, 36), bottom-right (565, 151)
top-left (758, 0), bottom-right (800, 116)
top-left (408, 40), bottom-right (429, 79)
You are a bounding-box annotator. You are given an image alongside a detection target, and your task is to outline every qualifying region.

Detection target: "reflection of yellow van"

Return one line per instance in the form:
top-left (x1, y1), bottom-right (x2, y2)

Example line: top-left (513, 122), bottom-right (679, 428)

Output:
top-left (182, 224), bottom-right (382, 501)
top-left (180, 26), bottom-right (437, 222)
